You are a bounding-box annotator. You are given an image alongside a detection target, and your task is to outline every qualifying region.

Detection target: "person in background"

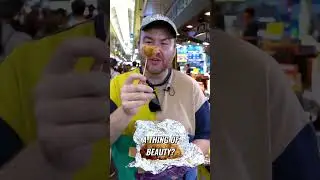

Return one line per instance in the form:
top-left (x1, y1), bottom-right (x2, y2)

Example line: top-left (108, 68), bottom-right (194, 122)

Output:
top-left (110, 58), bottom-right (120, 79)
top-left (214, 4), bottom-right (225, 31)
top-left (131, 61), bottom-right (137, 70)
top-left (242, 7), bottom-right (259, 46)
top-left (23, 8), bottom-right (42, 38)
top-left (68, 0), bottom-right (87, 27)
top-left (185, 63), bottom-right (191, 76)
top-left (0, 0), bottom-right (31, 62)
top-left (117, 63), bottom-right (123, 74)
top-left (54, 8), bottom-right (68, 28)
top-left (86, 5), bottom-right (96, 19)
top-left (132, 61), bottom-right (137, 67)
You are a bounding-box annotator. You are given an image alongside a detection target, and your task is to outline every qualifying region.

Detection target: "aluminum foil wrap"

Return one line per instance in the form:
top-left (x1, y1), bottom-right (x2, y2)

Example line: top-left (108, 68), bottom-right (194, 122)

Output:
top-left (127, 119), bottom-right (205, 174)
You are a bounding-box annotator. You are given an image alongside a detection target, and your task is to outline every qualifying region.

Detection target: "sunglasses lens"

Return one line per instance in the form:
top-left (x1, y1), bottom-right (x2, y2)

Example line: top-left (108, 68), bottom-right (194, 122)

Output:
top-left (149, 97), bottom-right (161, 112)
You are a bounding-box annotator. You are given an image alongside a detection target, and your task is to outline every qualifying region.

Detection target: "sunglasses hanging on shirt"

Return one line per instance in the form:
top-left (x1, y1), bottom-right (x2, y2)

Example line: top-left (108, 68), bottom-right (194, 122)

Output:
top-left (143, 68), bottom-right (173, 112)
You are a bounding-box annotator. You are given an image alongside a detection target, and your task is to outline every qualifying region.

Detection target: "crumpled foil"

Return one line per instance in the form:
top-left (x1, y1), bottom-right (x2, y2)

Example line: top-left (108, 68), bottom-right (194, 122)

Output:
top-left (127, 119), bottom-right (205, 174)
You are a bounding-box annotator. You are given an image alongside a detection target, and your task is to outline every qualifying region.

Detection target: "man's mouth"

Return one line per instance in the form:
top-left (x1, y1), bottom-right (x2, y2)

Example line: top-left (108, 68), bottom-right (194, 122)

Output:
top-left (149, 58), bottom-right (161, 62)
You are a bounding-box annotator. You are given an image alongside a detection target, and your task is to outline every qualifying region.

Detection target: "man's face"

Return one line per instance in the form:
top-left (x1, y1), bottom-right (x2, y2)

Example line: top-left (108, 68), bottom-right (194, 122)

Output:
top-left (139, 27), bottom-right (176, 75)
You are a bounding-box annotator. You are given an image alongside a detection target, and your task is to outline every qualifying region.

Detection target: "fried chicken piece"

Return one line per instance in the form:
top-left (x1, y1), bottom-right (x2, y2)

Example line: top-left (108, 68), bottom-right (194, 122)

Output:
top-left (140, 143), bottom-right (183, 160)
top-left (169, 144), bottom-right (182, 159)
top-left (143, 45), bottom-right (157, 58)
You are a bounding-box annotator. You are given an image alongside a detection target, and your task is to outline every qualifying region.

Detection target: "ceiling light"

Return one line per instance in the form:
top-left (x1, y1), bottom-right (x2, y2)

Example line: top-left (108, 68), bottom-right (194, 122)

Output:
top-left (186, 25), bottom-right (193, 28)
top-left (203, 42), bottom-right (210, 46)
top-left (205, 11), bottom-right (210, 16)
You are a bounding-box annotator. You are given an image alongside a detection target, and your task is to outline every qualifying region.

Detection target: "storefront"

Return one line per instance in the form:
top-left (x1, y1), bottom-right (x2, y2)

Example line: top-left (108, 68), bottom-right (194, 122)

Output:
top-left (177, 43), bottom-right (209, 74)
top-left (176, 42), bottom-right (210, 97)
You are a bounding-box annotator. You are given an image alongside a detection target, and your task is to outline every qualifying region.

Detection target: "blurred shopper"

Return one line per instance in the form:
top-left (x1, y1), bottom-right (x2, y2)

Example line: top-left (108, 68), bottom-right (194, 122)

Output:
top-left (0, 0), bottom-right (31, 62)
top-left (68, 0), bottom-right (87, 27)
top-left (131, 61), bottom-right (137, 70)
top-left (214, 4), bottom-right (225, 31)
top-left (110, 57), bottom-right (120, 79)
top-left (54, 8), bottom-right (68, 28)
top-left (109, 14), bottom-right (210, 179)
top-left (117, 63), bottom-right (124, 74)
top-left (132, 61), bottom-right (137, 67)
top-left (86, 4), bottom-right (96, 19)
top-left (242, 7), bottom-right (259, 46)
top-left (23, 8), bottom-right (42, 38)
top-left (0, 11), bottom-right (108, 180)
top-left (185, 63), bottom-right (191, 76)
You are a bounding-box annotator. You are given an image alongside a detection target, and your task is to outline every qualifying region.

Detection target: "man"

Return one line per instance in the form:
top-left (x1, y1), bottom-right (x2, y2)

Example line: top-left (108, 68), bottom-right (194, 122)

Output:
top-left (212, 28), bottom-right (320, 180)
top-left (109, 14), bottom-right (210, 179)
top-left (0, 0), bottom-right (109, 176)
top-left (54, 8), bottom-right (68, 28)
top-left (0, 0), bottom-right (31, 62)
top-left (242, 7), bottom-right (259, 46)
top-left (86, 4), bottom-right (96, 19)
top-left (68, 0), bottom-right (87, 27)
top-left (214, 4), bottom-right (225, 31)
top-left (110, 57), bottom-right (120, 79)
top-left (185, 63), bottom-right (191, 76)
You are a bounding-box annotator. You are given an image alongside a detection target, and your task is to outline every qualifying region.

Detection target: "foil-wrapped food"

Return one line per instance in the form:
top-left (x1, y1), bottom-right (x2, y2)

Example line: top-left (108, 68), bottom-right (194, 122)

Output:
top-left (127, 119), bottom-right (205, 175)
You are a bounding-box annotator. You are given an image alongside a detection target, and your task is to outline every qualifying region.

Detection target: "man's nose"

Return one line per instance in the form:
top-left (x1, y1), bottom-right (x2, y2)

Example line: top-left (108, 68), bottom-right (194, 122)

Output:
top-left (153, 46), bottom-right (161, 55)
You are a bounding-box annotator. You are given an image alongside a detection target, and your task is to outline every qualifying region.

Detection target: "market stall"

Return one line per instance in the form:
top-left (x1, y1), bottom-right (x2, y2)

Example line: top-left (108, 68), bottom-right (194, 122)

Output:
top-left (176, 43), bottom-right (210, 97)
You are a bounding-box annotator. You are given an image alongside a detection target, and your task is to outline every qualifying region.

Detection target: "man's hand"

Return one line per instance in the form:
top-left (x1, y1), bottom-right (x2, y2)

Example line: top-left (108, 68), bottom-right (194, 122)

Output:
top-left (109, 74), bottom-right (155, 143)
top-left (35, 37), bottom-right (108, 173)
top-left (120, 74), bottom-right (154, 116)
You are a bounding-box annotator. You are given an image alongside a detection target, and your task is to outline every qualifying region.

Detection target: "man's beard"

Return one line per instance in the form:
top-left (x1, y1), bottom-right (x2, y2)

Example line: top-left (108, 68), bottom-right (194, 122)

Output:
top-left (141, 59), bottom-right (165, 75)
top-left (146, 65), bottom-right (166, 75)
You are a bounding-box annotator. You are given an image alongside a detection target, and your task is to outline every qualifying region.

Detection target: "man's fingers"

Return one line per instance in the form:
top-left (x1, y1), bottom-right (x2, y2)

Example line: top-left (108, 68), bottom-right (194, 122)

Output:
top-left (38, 123), bottom-right (107, 149)
top-left (35, 72), bottom-right (108, 99)
top-left (124, 73), bottom-right (147, 85)
top-left (36, 97), bottom-right (107, 124)
top-left (44, 38), bottom-right (108, 75)
top-left (122, 101), bottom-right (149, 109)
top-left (122, 84), bottom-right (154, 93)
top-left (121, 92), bottom-right (155, 101)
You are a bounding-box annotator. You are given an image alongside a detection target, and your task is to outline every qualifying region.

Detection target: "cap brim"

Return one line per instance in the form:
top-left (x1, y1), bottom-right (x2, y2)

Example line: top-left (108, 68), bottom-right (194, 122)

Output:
top-left (141, 20), bottom-right (177, 38)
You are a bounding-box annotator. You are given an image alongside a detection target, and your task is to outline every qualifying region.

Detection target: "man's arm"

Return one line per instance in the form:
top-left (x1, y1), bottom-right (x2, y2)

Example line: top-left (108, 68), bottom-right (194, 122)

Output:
top-left (109, 74), bottom-right (154, 144)
top-left (192, 80), bottom-right (210, 155)
top-left (266, 58), bottom-right (320, 179)
top-left (193, 100), bottom-right (210, 155)
top-left (273, 124), bottom-right (320, 180)
top-left (109, 102), bottom-right (133, 144)
top-left (109, 77), bottom-right (133, 144)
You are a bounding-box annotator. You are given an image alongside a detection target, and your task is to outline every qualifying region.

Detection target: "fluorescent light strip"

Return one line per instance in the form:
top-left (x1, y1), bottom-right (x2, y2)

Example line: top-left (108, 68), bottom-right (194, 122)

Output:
top-left (110, 10), bottom-right (127, 54)
top-left (115, 3), bottom-right (130, 53)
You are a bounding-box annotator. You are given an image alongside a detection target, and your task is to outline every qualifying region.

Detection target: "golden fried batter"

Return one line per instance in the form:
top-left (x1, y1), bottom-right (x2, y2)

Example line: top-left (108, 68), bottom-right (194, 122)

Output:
top-left (140, 143), bottom-right (183, 160)
top-left (143, 45), bottom-right (157, 58)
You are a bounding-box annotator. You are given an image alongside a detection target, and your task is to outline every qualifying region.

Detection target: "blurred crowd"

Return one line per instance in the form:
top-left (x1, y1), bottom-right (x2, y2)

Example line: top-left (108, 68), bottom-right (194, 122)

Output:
top-left (0, 0), bottom-right (97, 62)
top-left (110, 58), bottom-right (141, 79)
